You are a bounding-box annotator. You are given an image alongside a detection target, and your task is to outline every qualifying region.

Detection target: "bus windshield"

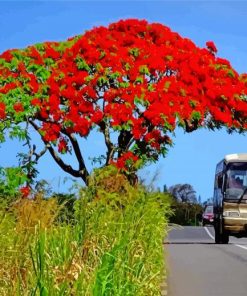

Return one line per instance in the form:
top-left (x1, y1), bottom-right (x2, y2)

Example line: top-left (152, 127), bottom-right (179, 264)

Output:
top-left (225, 162), bottom-right (247, 200)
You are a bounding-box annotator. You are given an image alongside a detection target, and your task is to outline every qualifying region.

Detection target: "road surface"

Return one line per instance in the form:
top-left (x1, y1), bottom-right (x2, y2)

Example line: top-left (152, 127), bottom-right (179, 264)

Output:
top-left (165, 226), bottom-right (247, 296)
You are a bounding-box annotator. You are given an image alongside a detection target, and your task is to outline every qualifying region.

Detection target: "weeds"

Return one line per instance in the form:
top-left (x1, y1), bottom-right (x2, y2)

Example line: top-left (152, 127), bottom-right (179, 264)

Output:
top-left (0, 166), bottom-right (171, 295)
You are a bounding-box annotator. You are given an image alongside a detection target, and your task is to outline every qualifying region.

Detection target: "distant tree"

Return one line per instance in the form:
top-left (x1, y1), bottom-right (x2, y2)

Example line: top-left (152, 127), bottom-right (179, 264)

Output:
top-left (202, 197), bottom-right (213, 207)
top-left (34, 179), bottom-right (52, 196)
top-left (168, 183), bottom-right (197, 203)
top-left (169, 200), bottom-right (203, 226)
top-left (163, 184), bottom-right (168, 193)
top-left (198, 195), bottom-right (202, 205)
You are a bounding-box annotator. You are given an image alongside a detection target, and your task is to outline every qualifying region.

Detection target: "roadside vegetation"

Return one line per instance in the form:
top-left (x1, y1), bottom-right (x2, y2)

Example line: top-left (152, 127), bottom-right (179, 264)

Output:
top-left (169, 200), bottom-right (203, 226)
top-left (167, 184), bottom-right (203, 226)
top-left (0, 167), bottom-right (172, 295)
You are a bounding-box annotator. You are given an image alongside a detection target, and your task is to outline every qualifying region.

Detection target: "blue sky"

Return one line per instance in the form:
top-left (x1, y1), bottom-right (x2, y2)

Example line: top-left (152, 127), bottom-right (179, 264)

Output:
top-left (1, 1), bottom-right (247, 200)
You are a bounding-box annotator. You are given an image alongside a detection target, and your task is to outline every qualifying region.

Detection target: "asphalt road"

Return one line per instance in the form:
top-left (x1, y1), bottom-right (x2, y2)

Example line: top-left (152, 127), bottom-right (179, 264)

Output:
top-left (165, 226), bottom-right (247, 296)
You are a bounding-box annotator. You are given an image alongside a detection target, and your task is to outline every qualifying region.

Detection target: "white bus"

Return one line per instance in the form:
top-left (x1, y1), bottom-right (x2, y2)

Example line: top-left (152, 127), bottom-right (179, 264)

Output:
top-left (213, 154), bottom-right (247, 244)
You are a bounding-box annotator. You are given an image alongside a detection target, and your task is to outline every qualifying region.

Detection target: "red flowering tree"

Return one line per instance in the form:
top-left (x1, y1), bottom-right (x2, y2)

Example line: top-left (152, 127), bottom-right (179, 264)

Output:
top-left (1, 19), bottom-right (247, 187)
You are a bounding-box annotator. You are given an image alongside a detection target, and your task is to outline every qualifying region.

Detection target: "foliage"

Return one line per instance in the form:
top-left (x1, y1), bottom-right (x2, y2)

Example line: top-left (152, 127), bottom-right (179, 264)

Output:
top-left (0, 19), bottom-right (247, 187)
top-left (0, 168), bottom-right (172, 295)
top-left (168, 183), bottom-right (203, 225)
top-left (169, 200), bottom-right (203, 226)
top-left (0, 167), bottom-right (29, 210)
top-left (52, 193), bottom-right (77, 223)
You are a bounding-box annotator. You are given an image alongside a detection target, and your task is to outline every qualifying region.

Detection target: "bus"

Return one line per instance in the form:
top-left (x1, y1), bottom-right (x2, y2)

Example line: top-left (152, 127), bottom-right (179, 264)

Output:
top-left (213, 154), bottom-right (247, 244)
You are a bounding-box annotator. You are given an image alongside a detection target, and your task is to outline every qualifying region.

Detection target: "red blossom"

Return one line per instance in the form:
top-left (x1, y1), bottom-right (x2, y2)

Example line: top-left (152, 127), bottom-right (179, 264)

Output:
top-left (44, 45), bottom-right (60, 60)
top-left (206, 41), bottom-right (217, 53)
top-left (28, 46), bottom-right (43, 64)
top-left (20, 186), bottom-right (30, 198)
top-left (91, 110), bottom-right (103, 124)
top-left (13, 102), bottom-right (24, 113)
top-left (0, 50), bottom-right (13, 62)
top-left (132, 118), bottom-right (147, 140)
top-left (58, 137), bottom-right (68, 154)
top-left (31, 98), bottom-right (41, 107)
top-left (0, 82), bottom-right (18, 94)
top-left (41, 123), bottom-right (61, 142)
top-left (115, 151), bottom-right (139, 171)
top-left (0, 102), bottom-right (6, 119)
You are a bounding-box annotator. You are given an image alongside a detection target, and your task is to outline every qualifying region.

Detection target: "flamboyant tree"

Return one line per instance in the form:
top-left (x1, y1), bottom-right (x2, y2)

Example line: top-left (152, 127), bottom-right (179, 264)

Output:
top-left (1, 19), bottom-right (247, 189)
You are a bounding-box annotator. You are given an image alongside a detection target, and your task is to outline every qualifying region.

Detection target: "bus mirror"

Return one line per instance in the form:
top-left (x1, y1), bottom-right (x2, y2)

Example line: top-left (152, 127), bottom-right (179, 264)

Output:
top-left (218, 175), bottom-right (223, 189)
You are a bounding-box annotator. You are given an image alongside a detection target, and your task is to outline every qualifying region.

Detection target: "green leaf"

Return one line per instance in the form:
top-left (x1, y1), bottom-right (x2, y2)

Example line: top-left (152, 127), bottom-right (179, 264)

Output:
top-left (228, 69), bottom-right (235, 78)
top-left (124, 63), bottom-right (131, 71)
top-left (166, 55), bottom-right (173, 61)
top-left (0, 167), bottom-right (29, 195)
top-left (189, 100), bottom-right (197, 108)
top-left (148, 84), bottom-right (155, 91)
top-left (75, 56), bottom-right (90, 71)
top-left (97, 76), bottom-right (108, 87)
top-left (109, 72), bottom-right (120, 80)
top-left (129, 47), bottom-right (140, 57)
top-left (99, 50), bottom-right (106, 59)
top-left (135, 76), bottom-right (143, 84)
top-left (9, 126), bottom-right (27, 141)
top-left (35, 43), bottom-right (45, 52)
top-left (164, 81), bottom-right (171, 91)
top-left (26, 64), bottom-right (50, 82)
top-left (191, 111), bottom-right (201, 121)
top-left (44, 58), bottom-right (55, 66)
top-left (139, 65), bottom-right (150, 75)
top-left (119, 81), bottom-right (130, 88)
top-left (180, 88), bottom-right (186, 97)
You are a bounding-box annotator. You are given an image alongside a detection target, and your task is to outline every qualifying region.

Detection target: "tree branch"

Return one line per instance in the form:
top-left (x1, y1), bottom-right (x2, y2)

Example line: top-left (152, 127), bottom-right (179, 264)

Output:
top-left (33, 145), bottom-right (47, 162)
top-left (184, 120), bottom-right (198, 133)
top-left (61, 129), bottom-right (89, 180)
top-left (29, 120), bottom-right (89, 184)
top-left (97, 120), bottom-right (115, 165)
top-left (117, 130), bottom-right (133, 157)
top-left (104, 124), bottom-right (115, 165)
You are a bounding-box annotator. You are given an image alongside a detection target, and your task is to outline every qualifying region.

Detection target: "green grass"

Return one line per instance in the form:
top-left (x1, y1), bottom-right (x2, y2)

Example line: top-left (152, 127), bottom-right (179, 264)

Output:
top-left (0, 168), bottom-right (171, 295)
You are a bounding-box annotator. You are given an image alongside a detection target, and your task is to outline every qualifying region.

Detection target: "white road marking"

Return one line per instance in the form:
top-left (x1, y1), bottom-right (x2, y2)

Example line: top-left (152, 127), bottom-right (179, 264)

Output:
top-left (204, 226), bottom-right (214, 240)
top-left (168, 223), bottom-right (184, 229)
top-left (235, 244), bottom-right (247, 250)
top-left (204, 226), bottom-right (247, 251)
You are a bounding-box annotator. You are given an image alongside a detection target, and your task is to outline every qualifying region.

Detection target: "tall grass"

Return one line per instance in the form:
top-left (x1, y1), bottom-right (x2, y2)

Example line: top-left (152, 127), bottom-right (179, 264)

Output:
top-left (0, 167), bottom-right (171, 295)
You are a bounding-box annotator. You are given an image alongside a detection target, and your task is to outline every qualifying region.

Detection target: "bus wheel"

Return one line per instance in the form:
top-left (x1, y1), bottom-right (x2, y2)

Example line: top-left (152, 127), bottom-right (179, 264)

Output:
top-left (214, 220), bottom-right (229, 244)
top-left (222, 232), bottom-right (229, 244)
top-left (215, 226), bottom-right (221, 244)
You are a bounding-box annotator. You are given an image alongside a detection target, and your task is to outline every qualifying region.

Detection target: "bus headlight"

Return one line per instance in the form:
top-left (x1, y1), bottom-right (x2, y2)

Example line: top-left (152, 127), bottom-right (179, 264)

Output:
top-left (223, 211), bottom-right (240, 217)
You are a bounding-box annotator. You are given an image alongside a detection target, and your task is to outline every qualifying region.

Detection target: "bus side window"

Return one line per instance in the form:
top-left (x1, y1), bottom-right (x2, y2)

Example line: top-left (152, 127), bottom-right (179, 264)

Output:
top-left (217, 174), bottom-right (223, 188)
top-left (244, 175), bottom-right (247, 187)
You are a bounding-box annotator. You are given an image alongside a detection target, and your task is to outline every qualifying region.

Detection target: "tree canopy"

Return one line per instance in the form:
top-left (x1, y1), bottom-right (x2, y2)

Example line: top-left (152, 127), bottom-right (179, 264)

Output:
top-left (0, 19), bottom-right (247, 190)
top-left (168, 183), bottom-right (197, 203)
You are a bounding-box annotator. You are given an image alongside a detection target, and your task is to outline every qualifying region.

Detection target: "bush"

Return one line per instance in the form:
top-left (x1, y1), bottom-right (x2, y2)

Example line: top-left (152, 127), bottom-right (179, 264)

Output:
top-left (0, 166), bottom-right (171, 295)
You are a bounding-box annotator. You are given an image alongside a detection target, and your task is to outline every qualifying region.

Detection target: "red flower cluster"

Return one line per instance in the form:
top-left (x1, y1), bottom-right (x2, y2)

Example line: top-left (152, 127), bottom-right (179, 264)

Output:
top-left (58, 137), bottom-right (68, 154)
top-left (13, 102), bottom-right (24, 113)
top-left (0, 19), bottom-right (247, 176)
top-left (40, 123), bottom-right (60, 142)
top-left (20, 186), bottom-right (30, 198)
top-left (114, 151), bottom-right (139, 171)
top-left (0, 102), bottom-right (6, 119)
top-left (206, 41), bottom-right (217, 53)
